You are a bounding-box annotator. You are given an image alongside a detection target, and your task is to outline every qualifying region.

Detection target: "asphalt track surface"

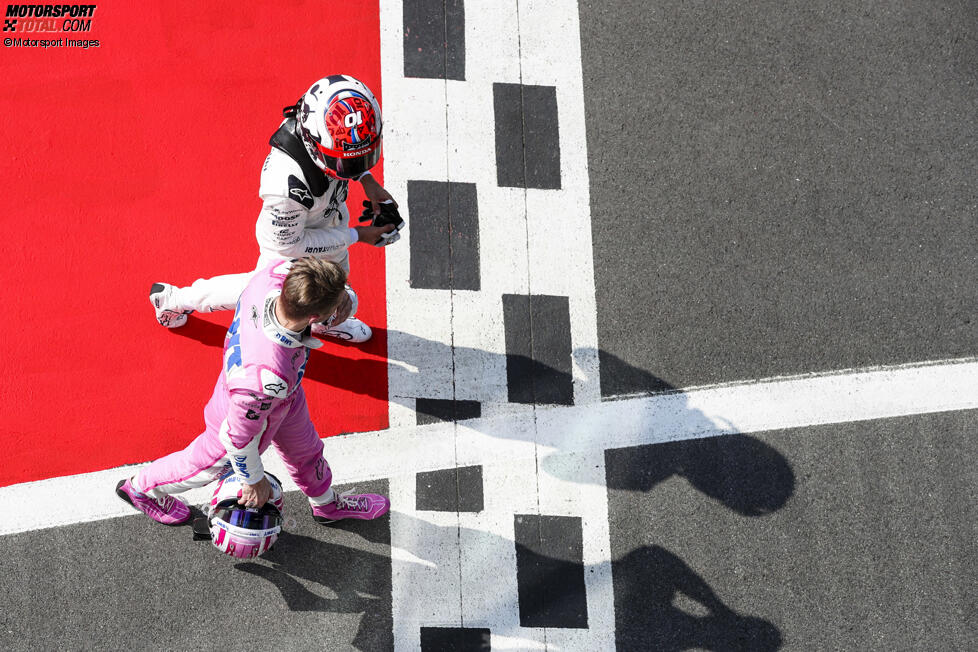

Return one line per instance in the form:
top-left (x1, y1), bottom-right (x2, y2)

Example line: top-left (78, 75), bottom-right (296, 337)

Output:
top-left (2, 1), bottom-right (976, 651)
top-left (585, 0), bottom-right (977, 396)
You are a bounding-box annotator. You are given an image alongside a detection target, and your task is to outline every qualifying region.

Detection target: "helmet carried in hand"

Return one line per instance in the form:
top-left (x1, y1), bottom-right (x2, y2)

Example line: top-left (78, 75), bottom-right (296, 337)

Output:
top-left (207, 470), bottom-right (285, 559)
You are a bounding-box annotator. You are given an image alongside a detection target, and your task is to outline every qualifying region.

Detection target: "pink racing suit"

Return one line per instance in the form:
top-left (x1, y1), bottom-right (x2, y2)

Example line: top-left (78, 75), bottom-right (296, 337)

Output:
top-left (134, 259), bottom-right (334, 504)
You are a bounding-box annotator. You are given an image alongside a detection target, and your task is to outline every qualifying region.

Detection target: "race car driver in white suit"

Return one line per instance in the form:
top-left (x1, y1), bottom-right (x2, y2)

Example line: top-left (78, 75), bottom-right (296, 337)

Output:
top-left (150, 74), bottom-right (399, 343)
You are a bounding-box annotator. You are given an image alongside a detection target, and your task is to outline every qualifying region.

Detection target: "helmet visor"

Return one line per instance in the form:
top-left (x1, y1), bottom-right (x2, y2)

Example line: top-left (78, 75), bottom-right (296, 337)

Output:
top-left (212, 499), bottom-right (282, 531)
top-left (320, 139), bottom-right (382, 179)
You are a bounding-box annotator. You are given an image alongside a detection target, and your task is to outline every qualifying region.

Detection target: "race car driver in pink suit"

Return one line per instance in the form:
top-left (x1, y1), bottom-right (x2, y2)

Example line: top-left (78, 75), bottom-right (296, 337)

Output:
top-left (150, 74), bottom-right (398, 344)
top-left (117, 257), bottom-right (390, 526)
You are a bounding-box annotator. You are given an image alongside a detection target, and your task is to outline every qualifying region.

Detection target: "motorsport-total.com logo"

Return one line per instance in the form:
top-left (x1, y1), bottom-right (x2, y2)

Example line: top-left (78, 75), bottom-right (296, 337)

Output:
top-left (3, 4), bottom-right (96, 32)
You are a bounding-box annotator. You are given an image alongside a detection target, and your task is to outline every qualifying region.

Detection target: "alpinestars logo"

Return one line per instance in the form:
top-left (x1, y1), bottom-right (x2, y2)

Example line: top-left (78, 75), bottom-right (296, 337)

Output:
top-left (287, 175), bottom-right (315, 209)
top-left (4, 5), bottom-right (96, 32)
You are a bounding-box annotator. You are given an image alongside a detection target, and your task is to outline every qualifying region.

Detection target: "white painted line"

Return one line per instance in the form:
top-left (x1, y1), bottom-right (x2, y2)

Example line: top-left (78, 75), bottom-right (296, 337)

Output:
top-left (2, 357), bottom-right (976, 537)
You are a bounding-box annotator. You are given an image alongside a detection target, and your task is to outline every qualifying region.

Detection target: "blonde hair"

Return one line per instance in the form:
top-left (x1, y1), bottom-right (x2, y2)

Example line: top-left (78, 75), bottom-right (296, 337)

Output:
top-left (280, 257), bottom-right (348, 321)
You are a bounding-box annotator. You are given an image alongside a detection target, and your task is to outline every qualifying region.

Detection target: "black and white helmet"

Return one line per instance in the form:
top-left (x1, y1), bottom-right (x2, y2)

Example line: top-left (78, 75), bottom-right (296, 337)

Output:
top-left (297, 75), bottom-right (383, 179)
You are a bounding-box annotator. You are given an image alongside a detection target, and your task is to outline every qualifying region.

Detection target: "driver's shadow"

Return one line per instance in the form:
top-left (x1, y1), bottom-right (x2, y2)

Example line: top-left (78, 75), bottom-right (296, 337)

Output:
top-left (231, 484), bottom-right (396, 652)
top-left (235, 532), bottom-right (387, 652)
top-left (169, 320), bottom-right (602, 409)
top-left (615, 545), bottom-right (782, 651)
top-left (236, 532), bottom-right (385, 614)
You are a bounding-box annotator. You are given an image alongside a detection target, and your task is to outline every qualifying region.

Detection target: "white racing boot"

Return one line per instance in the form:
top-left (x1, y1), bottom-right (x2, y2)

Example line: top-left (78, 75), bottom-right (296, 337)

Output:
top-left (312, 317), bottom-right (372, 343)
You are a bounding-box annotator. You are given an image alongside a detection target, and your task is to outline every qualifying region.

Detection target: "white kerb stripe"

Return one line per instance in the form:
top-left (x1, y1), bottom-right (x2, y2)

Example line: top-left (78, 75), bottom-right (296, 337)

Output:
top-left (1, 357), bottom-right (976, 537)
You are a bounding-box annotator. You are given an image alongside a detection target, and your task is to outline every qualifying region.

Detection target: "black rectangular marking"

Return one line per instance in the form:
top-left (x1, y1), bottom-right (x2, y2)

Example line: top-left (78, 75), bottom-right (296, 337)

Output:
top-left (503, 294), bottom-right (574, 405)
top-left (493, 83), bottom-right (561, 189)
top-left (416, 465), bottom-right (484, 513)
top-left (416, 398), bottom-right (483, 425)
top-left (493, 83), bottom-right (525, 188)
top-left (446, 181), bottom-right (480, 290)
top-left (403, 0), bottom-right (465, 80)
top-left (408, 180), bottom-right (480, 291)
top-left (420, 626), bottom-right (491, 651)
top-left (513, 514), bottom-right (588, 628)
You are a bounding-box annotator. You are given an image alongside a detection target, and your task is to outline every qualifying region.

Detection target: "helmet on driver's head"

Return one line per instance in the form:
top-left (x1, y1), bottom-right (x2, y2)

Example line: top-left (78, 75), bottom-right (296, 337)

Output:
top-left (208, 470), bottom-right (284, 559)
top-left (297, 75), bottom-right (382, 180)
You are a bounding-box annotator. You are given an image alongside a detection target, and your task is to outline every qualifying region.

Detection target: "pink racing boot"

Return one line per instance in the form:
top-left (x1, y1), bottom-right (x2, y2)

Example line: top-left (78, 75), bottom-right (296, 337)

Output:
top-left (311, 490), bottom-right (390, 524)
top-left (115, 478), bottom-right (191, 526)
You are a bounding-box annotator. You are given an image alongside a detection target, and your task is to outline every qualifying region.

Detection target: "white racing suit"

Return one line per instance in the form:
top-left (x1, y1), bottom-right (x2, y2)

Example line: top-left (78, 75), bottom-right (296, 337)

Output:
top-left (165, 141), bottom-right (363, 315)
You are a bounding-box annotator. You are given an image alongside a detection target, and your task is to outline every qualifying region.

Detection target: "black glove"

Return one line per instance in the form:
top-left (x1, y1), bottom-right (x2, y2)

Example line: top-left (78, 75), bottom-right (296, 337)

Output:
top-left (359, 200), bottom-right (405, 246)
